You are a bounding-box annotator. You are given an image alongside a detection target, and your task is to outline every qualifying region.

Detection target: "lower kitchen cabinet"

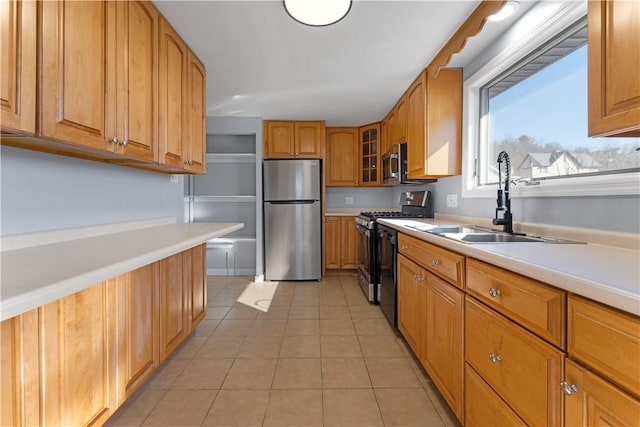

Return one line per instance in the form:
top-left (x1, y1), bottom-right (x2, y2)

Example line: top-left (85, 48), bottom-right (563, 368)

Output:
top-left (398, 251), bottom-right (464, 422)
top-left (465, 296), bottom-right (563, 426)
top-left (465, 363), bottom-right (526, 426)
top-left (397, 254), bottom-right (424, 356)
top-left (0, 245), bottom-right (207, 425)
top-left (40, 279), bottom-right (119, 426)
top-left (421, 273), bottom-right (464, 421)
top-left (563, 359), bottom-right (640, 426)
top-left (159, 251), bottom-right (189, 360)
top-left (324, 216), bottom-right (357, 270)
top-left (117, 263), bottom-right (160, 400)
top-left (0, 309), bottom-right (40, 426)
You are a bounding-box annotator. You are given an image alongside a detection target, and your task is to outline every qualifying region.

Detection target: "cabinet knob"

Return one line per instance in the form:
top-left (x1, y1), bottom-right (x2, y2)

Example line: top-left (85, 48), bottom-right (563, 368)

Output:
top-left (290, 152), bottom-right (294, 156)
top-left (488, 288), bottom-right (502, 298)
top-left (184, 160), bottom-right (188, 165)
top-left (488, 353), bottom-right (502, 363)
top-left (560, 381), bottom-right (579, 395)
top-left (120, 139), bottom-right (128, 147)
top-left (109, 137), bottom-right (119, 144)
top-left (430, 259), bottom-right (440, 267)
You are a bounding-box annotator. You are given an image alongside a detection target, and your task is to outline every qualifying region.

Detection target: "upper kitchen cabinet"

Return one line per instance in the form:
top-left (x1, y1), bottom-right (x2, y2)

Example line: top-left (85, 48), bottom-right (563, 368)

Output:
top-left (588, 0), bottom-right (640, 137)
top-left (185, 51), bottom-right (207, 174)
top-left (407, 69), bottom-right (462, 179)
top-left (359, 123), bottom-right (381, 186)
top-left (325, 127), bottom-right (359, 186)
top-left (114, 0), bottom-right (159, 163)
top-left (1, 0), bottom-right (36, 135)
top-left (158, 17), bottom-right (188, 170)
top-left (2, 0), bottom-right (206, 174)
top-left (40, 0), bottom-right (114, 152)
top-left (386, 95), bottom-right (408, 150)
top-left (264, 120), bottom-right (325, 159)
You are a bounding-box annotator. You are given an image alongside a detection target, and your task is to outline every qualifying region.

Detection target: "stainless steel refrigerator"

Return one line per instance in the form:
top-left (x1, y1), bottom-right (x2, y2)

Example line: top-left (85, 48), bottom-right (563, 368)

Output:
top-left (263, 159), bottom-right (321, 281)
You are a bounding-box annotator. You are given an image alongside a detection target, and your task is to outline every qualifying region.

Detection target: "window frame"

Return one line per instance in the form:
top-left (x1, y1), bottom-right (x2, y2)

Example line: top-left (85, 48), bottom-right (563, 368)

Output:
top-left (461, 0), bottom-right (640, 199)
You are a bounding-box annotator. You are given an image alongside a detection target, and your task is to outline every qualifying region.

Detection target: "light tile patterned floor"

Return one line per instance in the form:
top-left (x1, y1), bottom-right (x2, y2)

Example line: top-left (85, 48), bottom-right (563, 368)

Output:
top-left (105, 274), bottom-right (461, 427)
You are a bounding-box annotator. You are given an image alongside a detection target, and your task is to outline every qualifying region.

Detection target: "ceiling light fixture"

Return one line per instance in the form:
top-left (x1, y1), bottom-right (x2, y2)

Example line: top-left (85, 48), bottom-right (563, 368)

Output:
top-left (488, 0), bottom-right (520, 22)
top-left (284, 0), bottom-right (352, 27)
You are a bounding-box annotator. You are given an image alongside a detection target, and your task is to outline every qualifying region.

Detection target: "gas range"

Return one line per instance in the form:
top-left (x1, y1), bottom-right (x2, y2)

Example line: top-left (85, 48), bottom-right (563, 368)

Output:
top-left (355, 191), bottom-right (433, 304)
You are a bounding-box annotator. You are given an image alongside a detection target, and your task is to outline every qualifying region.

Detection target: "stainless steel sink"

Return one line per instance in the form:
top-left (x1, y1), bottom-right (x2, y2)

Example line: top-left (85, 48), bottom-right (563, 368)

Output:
top-left (422, 225), bottom-right (583, 244)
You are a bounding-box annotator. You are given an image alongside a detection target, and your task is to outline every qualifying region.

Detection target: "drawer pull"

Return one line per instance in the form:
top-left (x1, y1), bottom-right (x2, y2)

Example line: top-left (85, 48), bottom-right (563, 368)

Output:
top-left (560, 381), bottom-right (579, 396)
top-left (430, 259), bottom-right (440, 267)
top-left (488, 288), bottom-right (502, 298)
top-left (489, 353), bottom-right (502, 363)
top-left (401, 245), bottom-right (408, 250)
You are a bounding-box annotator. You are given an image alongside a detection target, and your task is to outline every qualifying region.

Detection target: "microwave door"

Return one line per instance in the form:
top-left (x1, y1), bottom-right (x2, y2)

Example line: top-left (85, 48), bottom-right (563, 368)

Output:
top-left (383, 152), bottom-right (399, 184)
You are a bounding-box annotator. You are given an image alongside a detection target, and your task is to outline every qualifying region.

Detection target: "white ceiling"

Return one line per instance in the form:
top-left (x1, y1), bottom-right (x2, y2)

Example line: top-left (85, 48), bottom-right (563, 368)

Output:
top-left (152, 0), bottom-right (527, 127)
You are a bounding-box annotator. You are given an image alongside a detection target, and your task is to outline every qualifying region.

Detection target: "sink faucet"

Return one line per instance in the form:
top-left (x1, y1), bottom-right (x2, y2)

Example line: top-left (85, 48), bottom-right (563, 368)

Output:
top-left (492, 151), bottom-right (513, 233)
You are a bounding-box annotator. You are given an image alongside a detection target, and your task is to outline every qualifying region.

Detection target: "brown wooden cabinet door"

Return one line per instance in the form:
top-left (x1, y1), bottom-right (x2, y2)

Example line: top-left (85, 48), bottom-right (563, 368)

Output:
top-left (564, 359), bottom-right (640, 426)
top-left (118, 263), bottom-right (160, 400)
top-left (186, 51), bottom-right (207, 174)
top-left (160, 252), bottom-right (189, 360)
top-left (325, 127), bottom-right (359, 186)
top-left (588, 0), bottom-right (640, 137)
top-left (340, 217), bottom-right (357, 269)
top-left (159, 18), bottom-right (188, 170)
top-left (0, 310), bottom-right (40, 427)
top-left (190, 244), bottom-right (207, 328)
top-left (324, 216), bottom-right (341, 269)
top-left (40, 280), bottom-right (118, 426)
top-left (380, 118), bottom-right (390, 156)
top-left (406, 72), bottom-right (426, 178)
top-left (359, 123), bottom-right (381, 186)
top-left (40, 0), bottom-right (114, 152)
top-left (0, 0), bottom-right (36, 135)
top-left (265, 121), bottom-right (295, 158)
top-left (397, 254), bottom-right (423, 355)
top-left (421, 273), bottom-right (464, 422)
top-left (295, 121), bottom-right (324, 158)
top-left (396, 95), bottom-right (407, 143)
top-left (116, 0), bottom-right (159, 162)
top-left (425, 69), bottom-right (462, 177)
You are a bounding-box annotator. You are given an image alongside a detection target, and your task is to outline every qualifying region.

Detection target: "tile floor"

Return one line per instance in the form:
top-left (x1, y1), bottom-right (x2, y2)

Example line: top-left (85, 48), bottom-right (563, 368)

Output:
top-left (105, 274), bottom-right (460, 427)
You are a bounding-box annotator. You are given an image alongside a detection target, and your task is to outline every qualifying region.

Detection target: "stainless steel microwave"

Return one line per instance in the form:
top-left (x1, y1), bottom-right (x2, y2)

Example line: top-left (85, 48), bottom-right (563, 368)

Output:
top-left (382, 142), bottom-right (437, 185)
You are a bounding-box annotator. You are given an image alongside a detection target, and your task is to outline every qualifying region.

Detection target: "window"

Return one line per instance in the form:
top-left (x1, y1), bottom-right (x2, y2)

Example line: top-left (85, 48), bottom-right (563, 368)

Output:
top-left (464, 2), bottom-right (639, 197)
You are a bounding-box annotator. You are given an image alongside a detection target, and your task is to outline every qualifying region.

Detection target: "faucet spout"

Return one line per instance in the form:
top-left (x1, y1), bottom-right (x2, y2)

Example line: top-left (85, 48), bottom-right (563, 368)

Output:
top-left (492, 151), bottom-right (514, 234)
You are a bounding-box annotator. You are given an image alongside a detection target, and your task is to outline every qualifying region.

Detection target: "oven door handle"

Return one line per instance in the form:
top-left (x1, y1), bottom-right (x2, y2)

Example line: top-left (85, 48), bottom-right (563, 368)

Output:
top-left (356, 224), bottom-right (370, 237)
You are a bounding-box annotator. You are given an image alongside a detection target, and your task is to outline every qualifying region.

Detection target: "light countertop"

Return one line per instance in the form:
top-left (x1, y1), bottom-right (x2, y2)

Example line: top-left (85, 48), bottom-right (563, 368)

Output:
top-left (1, 221), bottom-right (243, 321)
top-left (325, 208), bottom-right (398, 216)
top-left (379, 218), bottom-right (640, 316)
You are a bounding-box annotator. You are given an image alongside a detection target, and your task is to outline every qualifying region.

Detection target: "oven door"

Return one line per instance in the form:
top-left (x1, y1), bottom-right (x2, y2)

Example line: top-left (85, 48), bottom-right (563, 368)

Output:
top-left (377, 225), bottom-right (398, 327)
top-left (356, 223), bottom-right (374, 302)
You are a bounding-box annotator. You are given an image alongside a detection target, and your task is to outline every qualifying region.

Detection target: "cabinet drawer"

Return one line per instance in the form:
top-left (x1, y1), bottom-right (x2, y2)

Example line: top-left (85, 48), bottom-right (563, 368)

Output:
top-left (465, 297), bottom-right (563, 426)
top-left (398, 234), bottom-right (464, 289)
top-left (467, 258), bottom-right (565, 348)
top-left (568, 295), bottom-right (640, 397)
top-left (465, 364), bottom-right (526, 427)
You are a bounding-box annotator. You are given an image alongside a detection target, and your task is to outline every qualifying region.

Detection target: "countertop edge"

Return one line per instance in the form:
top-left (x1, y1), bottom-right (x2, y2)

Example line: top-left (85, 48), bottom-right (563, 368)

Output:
top-left (0, 222), bottom-right (243, 321)
top-left (378, 219), bottom-right (640, 317)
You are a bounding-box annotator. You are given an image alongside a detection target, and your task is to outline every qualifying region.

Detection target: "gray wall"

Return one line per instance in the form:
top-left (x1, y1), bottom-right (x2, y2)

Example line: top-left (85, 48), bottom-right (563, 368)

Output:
top-left (326, 186), bottom-right (395, 209)
top-left (425, 176), bottom-right (640, 234)
top-left (1, 146), bottom-right (184, 235)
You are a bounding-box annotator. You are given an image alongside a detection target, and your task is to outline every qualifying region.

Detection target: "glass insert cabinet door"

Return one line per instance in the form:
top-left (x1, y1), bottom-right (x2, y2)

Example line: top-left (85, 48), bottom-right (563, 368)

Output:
top-left (360, 123), bottom-right (381, 185)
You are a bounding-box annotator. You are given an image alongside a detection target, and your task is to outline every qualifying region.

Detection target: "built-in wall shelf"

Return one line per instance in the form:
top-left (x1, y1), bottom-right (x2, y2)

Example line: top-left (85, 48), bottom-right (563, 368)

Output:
top-left (206, 153), bottom-right (256, 163)
top-left (192, 196), bottom-right (256, 203)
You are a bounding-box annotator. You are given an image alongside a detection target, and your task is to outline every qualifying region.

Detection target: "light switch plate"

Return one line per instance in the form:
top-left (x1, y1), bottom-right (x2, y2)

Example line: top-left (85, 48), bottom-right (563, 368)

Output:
top-left (446, 193), bottom-right (458, 208)
top-left (170, 175), bottom-right (179, 183)
top-left (345, 196), bottom-right (354, 205)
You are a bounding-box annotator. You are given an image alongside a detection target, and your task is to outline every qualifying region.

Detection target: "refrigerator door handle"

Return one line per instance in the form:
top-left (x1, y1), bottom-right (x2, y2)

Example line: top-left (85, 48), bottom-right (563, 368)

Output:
top-left (266, 200), bottom-right (317, 205)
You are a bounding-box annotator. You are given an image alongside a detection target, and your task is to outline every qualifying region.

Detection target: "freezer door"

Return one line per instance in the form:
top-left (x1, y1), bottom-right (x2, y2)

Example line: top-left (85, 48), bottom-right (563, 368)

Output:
top-left (264, 201), bottom-right (321, 280)
top-left (263, 159), bottom-right (321, 201)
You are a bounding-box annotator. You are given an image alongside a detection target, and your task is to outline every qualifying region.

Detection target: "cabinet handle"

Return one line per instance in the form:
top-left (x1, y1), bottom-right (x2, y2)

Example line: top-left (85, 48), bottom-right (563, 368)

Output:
top-left (120, 139), bottom-right (128, 147)
top-left (488, 353), bottom-right (502, 363)
top-left (401, 244), bottom-right (408, 250)
top-left (488, 288), bottom-right (502, 298)
top-left (560, 381), bottom-right (579, 395)
top-left (430, 259), bottom-right (440, 267)
top-left (109, 137), bottom-right (119, 144)
top-left (184, 160), bottom-right (188, 165)
top-left (290, 152), bottom-right (294, 156)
